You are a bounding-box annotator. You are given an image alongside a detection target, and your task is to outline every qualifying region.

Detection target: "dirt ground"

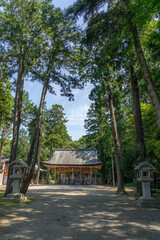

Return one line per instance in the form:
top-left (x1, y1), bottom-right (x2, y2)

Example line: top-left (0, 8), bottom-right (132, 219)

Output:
top-left (0, 184), bottom-right (160, 240)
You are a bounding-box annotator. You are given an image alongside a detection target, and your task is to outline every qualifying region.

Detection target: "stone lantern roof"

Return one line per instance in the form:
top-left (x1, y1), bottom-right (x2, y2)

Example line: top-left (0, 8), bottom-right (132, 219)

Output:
top-left (134, 161), bottom-right (155, 171)
top-left (10, 159), bottom-right (29, 169)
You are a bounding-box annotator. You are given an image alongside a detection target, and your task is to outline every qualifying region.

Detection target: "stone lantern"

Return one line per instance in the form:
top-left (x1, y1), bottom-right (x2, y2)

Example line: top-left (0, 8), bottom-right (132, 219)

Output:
top-left (9, 159), bottom-right (29, 193)
top-left (5, 160), bottom-right (29, 203)
top-left (134, 161), bottom-right (159, 208)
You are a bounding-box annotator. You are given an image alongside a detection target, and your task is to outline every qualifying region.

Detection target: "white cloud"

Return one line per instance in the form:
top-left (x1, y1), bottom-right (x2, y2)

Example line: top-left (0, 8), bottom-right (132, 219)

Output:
top-left (66, 104), bottom-right (89, 129)
top-left (68, 104), bottom-right (89, 121)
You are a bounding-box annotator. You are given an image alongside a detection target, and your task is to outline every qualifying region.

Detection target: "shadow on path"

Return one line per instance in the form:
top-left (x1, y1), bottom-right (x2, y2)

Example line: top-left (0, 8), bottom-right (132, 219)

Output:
top-left (0, 185), bottom-right (160, 240)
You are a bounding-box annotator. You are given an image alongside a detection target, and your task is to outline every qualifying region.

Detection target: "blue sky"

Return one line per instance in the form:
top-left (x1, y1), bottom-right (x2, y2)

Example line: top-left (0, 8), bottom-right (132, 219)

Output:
top-left (53, 0), bottom-right (75, 9)
top-left (24, 0), bottom-right (93, 141)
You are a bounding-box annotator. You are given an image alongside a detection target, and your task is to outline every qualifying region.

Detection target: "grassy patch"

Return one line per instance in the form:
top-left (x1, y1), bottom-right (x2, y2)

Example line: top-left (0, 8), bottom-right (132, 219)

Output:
top-left (0, 195), bottom-right (34, 206)
top-left (0, 190), bottom-right (5, 195)
top-left (0, 197), bottom-right (19, 206)
top-left (25, 197), bottom-right (35, 204)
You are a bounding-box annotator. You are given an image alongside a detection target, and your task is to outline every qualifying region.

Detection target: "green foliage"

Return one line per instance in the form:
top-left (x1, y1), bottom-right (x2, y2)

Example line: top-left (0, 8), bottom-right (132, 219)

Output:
top-left (38, 104), bottom-right (72, 166)
top-left (1, 139), bottom-right (11, 158)
top-left (14, 103), bottom-right (73, 168)
top-left (17, 129), bottom-right (30, 162)
top-left (124, 102), bottom-right (160, 169)
top-left (21, 91), bottom-right (37, 127)
top-left (0, 0), bottom-right (49, 75)
top-left (0, 77), bottom-right (13, 160)
top-left (141, 103), bottom-right (160, 166)
top-left (0, 78), bottom-right (13, 124)
top-left (44, 105), bottom-right (69, 149)
top-left (66, 0), bottom-right (160, 185)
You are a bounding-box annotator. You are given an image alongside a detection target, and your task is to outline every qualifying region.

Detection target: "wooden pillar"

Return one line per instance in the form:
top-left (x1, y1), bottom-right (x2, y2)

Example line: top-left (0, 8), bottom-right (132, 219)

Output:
top-left (66, 172), bottom-right (68, 184)
top-left (68, 172), bottom-right (70, 185)
top-left (64, 173), bottom-right (66, 184)
top-left (59, 174), bottom-right (61, 184)
top-left (46, 168), bottom-right (50, 184)
top-left (56, 174), bottom-right (58, 184)
top-left (90, 167), bottom-right (92, 185)
top-left (57, 173), bottom-right (59, 184)
top-left (55, 168), bottom-right (57, 184)
top-left (80, 168), bottom-right (82, 185)
top-left (71, 167), bottom-right (74, 184)
top-left (95, 171), bottom-right (97, 185)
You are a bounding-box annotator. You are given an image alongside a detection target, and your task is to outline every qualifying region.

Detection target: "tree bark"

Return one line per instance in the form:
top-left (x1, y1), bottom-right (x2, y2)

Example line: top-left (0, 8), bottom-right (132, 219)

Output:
top-left (0, 128), bottom-right (5, 169)
top-left (122, 0), bottom-right (160, 129)
top-left (130, 66), bottom-right (145, 196)
top-left (108, 92), bottom-right (126, 194)
top-left (5, 56), bottom-right (25, 195)
top-left (21, 58), bottom-right (52, 194)
top-left (35, 143), bottom-right (40, 185)
top-left (10, 57), bottom-right (25, 162)
top-left (130, 65), bottom-right (146, 162)
top-left (111, 153), bottom-right (115, 187)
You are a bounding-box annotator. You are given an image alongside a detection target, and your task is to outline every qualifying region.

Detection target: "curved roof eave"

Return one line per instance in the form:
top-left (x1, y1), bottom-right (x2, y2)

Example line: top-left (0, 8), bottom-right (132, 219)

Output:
top-left (43, 162), bottom-right (102, 167)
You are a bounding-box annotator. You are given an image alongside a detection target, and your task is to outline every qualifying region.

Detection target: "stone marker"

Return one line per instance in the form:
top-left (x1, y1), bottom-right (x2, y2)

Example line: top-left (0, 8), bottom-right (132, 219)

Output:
top-left (134, 161), bottom-right (159, 208)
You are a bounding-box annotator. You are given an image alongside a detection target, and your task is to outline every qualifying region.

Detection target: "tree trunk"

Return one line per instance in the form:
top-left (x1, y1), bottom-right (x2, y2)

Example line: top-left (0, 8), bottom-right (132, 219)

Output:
top-left (111, 153), bottom-right (115, 187)
top-left (10, 57), bottom-right (25, 162)
top-left (35, 143), bottom-right (40, 185)
top-left (108, 93), bottom-right (126, 194)
top-left (0, 142), bottom-right (3, 170)
top-left (130, 65), bottom-right (146, 162)
top-left (0, 127), bottom-right (5, 169)
top-left (21, 58), bottom-right (52, 194)
top-left (130, 66), bottom-right (145, 196)
top-left (122, 0), bottom-right (160, 128)
top-left (5, 56), bottom-right (25, 195)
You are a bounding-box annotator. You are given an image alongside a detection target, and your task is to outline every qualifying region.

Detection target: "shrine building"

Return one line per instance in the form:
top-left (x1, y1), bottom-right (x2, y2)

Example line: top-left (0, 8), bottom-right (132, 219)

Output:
top-left (43, 149), bottom-right (102, 185)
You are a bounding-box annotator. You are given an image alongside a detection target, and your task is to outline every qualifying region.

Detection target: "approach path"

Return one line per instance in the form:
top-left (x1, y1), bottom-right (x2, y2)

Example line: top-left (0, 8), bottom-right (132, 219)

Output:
top-left (0, 185), bottom-right (160, 240)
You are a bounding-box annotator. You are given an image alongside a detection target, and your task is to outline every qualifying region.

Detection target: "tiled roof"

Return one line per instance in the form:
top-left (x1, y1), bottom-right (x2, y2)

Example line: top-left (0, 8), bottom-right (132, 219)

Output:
top-left (43, 149), bottom-right (102, 166)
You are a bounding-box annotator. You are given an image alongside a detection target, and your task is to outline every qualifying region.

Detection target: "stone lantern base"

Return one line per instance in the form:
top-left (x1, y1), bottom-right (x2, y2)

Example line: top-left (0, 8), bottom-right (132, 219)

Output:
top-left (136, 197), bottom-right (160, 208)
top-left (3, 193), bottom-right (27, 203)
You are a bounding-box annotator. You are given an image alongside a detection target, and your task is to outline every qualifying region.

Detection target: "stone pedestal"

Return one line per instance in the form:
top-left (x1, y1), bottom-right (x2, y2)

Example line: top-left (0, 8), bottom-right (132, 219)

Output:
top-left (12, 179), bottom-right (21, 193)
top-left (3, 193), bottom-right (27, 203)
top-left (136, 197), bottom-right (160, 208)
top-left (142, 181), bottom-right (151, 198)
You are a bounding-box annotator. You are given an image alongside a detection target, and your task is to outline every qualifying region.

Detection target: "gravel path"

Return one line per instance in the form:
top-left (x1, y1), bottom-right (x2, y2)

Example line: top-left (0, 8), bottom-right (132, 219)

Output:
top-left (0, 184), bottom-right (160, 240)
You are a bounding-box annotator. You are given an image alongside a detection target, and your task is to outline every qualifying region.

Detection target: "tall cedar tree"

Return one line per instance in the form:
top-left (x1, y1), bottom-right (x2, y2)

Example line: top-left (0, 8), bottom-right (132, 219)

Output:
top-left (67, 0), bottom-right (160, 128)
top-left (20, 6), bottom-right (85, 194)
top-left (0, 0), bottom-right (56, 194)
